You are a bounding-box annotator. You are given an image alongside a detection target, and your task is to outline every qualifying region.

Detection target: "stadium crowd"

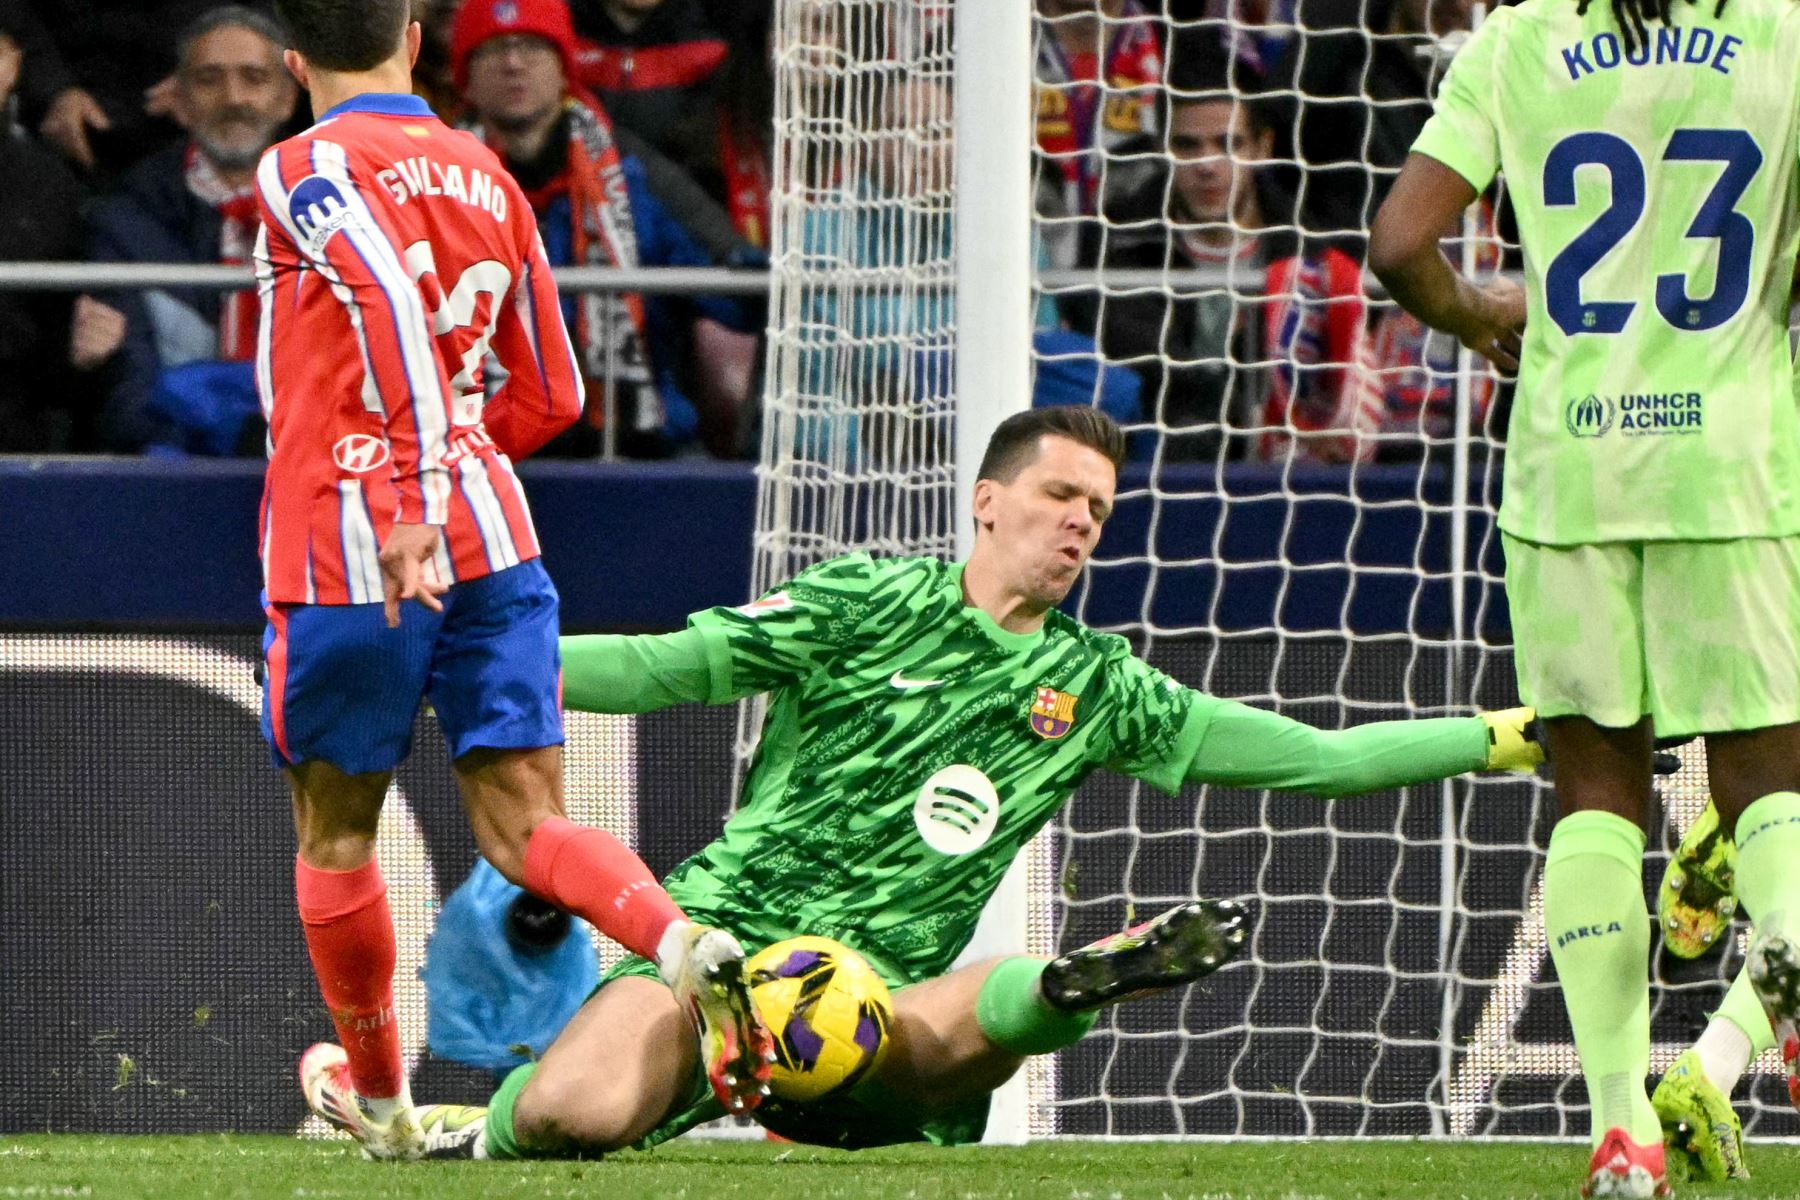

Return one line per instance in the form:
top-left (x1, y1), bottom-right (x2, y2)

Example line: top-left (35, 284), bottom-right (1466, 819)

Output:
top-left (0, 0), bottom-right (1500, 462)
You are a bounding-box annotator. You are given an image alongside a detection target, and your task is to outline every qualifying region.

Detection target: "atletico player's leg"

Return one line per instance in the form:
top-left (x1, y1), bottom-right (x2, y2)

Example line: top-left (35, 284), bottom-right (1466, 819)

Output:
top-left (273, 566), bottom-right (769, 1160)
top-left (432, 561), bottom-right (770, 1114)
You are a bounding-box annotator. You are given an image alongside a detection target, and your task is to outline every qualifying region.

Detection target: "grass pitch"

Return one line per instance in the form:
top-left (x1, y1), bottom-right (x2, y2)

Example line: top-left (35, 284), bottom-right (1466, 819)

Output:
top-left (5, 1135), bottom-right (1800, 1199)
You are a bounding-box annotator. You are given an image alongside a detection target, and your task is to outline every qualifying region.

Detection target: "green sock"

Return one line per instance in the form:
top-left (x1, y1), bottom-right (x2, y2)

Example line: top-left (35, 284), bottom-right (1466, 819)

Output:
top-left (1544, 810), bottom-right (1658, 1147)
top-left (1714, 964), bottom-right (1778, 1056)
top-left (483, 1062), bottom-right (537, 1160)
top-left (975, 957), bottom-right (1099, 1055)
top-left (1734, 791), bottom-right (1800, 941)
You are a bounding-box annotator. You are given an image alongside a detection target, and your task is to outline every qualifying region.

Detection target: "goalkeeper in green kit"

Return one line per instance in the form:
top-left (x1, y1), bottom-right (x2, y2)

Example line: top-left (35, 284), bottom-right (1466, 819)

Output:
top-left (302, 406), bottom-right (1549, 1159)
top-left (1369, 0), bottom-right (1800, 1190)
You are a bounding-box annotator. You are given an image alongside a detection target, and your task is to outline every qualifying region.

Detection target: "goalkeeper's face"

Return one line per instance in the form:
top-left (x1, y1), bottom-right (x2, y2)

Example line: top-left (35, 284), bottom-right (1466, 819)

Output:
top-left (976, 434), bottom-right (1116, 609)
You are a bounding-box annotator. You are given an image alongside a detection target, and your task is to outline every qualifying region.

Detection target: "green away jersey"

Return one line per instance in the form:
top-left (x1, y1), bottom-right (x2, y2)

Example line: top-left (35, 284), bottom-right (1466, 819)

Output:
top-left (1412, 0), bottom-right (1800, 543)
top-left (666, 554), bottom-right (1217, 985)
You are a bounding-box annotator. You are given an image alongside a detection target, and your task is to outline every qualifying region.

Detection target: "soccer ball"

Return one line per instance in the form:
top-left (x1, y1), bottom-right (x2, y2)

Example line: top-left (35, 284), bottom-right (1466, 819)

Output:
top-left (746, 935), bottom-right (893, 1102)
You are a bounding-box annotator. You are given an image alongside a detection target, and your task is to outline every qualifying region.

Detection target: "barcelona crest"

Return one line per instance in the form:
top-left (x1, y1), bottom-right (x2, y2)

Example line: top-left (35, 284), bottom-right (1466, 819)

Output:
top-left (1029, 686), bottom-right (1078, 740)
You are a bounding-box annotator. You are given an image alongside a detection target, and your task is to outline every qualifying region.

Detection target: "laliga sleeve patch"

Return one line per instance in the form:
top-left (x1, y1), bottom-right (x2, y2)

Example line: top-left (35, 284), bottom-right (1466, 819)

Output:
top-left (288, 175), bottom-right (360, 253)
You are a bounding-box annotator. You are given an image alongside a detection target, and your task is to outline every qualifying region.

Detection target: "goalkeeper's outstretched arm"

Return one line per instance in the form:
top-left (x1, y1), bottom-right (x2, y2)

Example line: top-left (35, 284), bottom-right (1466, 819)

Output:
top-left (1178, 700), bottom-right (1541, 797)
top-left (561, 630), bottom-right (717, 713)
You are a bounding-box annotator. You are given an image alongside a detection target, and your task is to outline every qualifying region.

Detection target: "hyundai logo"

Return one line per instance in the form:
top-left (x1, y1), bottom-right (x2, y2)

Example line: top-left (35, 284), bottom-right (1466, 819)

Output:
top-left (333, 434), bottom-right (391, 473)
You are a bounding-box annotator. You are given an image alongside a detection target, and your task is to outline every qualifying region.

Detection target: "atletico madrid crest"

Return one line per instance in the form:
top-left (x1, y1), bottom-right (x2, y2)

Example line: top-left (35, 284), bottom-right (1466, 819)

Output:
top-left (1029, 687), bottom-right (1078, 740)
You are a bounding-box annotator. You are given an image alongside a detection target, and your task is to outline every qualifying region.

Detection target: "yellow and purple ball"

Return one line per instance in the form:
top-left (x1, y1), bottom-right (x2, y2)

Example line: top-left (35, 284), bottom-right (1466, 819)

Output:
top-left (745, 935), bottom-right (893, 1102)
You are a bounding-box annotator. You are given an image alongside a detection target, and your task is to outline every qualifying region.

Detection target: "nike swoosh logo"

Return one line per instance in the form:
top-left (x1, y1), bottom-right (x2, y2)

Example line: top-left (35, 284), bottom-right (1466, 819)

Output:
top-left (890, 671), bottom-right (945, 690)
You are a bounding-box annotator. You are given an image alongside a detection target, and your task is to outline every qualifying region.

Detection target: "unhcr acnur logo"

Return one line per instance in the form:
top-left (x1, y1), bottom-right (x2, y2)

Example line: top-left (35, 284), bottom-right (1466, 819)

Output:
top-left (1565, 393), bottom-right (1616, 437)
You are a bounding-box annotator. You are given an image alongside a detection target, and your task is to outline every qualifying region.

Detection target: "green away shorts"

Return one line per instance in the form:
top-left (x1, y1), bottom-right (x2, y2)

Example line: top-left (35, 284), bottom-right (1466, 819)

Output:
top-left (602, 953), bottom-right (990, 1151)
top-left (1502, 533), bottom-right (1800, 738)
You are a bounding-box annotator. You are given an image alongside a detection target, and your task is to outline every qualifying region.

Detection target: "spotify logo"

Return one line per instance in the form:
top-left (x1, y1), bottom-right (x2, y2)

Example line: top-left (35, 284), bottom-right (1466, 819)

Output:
top-left (912, 764), bottom-right (1001, 855)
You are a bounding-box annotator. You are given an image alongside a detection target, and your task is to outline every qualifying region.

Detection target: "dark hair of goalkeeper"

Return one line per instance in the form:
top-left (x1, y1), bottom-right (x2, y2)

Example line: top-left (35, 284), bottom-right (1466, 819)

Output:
top-left (977, 407), bottom-right (1127, 486)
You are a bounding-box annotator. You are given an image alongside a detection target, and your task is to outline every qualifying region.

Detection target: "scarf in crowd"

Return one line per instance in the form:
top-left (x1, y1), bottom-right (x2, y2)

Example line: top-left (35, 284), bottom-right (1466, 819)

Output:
top-left (1257, 249), bottom-right (1381, 463)
top-left (1035, 4), bottom-right (1163, 217)
top-left (717, 115), bottom-right (770, 249)
top-left (184, 143), bottom-right (260, 362)
top-left (527, 96), bottom-right (658, 435)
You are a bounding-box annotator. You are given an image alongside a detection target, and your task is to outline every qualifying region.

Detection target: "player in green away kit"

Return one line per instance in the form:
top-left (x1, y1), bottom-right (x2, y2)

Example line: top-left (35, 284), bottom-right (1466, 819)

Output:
top-left (302, 407), bottom-right (1549, 1158)
top-left (1370, 0), bottom-right (1800, 1189)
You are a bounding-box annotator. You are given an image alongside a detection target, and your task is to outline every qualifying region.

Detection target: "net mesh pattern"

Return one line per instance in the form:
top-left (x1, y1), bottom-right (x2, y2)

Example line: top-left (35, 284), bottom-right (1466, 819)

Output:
top-left (753, 0), bottom-right (1798, 1140)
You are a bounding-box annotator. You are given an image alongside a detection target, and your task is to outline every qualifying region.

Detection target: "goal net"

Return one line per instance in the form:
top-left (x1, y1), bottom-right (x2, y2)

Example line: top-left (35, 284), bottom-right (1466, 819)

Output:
top-left (755, 0), bottom-right (1792, 1141)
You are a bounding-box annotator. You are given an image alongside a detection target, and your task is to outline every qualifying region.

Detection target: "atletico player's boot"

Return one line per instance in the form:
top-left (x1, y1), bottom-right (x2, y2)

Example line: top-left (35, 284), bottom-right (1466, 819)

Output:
top-left (655, 922), bottom-right (776, 1115)
top-left (1039, 899), bottom-right (1249, 1011)
top-left (299, 1044), bottom-right (424, 1160)
top-left (301, 1050), bottom-right (488, 1160)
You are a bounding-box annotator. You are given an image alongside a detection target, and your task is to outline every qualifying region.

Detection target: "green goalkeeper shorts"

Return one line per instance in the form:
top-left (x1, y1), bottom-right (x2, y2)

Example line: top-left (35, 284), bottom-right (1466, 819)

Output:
top-left (601, 954), bottom-right (990, 1151)
top-left (1502, 533), bottom-right (1800, 738)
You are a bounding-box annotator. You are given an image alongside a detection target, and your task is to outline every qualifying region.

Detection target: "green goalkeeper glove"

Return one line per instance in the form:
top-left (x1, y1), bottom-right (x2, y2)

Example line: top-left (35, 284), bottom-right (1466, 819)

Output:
top-left (1481, 706), bottom-right (1544, 772)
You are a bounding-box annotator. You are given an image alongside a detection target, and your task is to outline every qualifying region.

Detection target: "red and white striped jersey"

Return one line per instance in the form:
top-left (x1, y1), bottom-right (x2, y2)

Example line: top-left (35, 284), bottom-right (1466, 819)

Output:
top-left (254, 92), bottom-right (583, 605)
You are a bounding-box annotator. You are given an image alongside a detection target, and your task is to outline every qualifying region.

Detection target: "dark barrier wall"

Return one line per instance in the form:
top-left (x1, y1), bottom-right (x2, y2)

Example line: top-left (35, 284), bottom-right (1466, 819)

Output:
top-left (0, 459), bottom-right (1507, 636)
top-left (0, 459), bottom-right (758, 633)
top-left (0, 635), bottom-right (737, 1133)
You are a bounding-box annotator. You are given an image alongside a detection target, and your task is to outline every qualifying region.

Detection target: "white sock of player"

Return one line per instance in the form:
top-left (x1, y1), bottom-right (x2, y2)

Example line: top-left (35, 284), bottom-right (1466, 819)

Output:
top-left (1695, 1012), bottom-right (1755, 1094)
top-left (654, 918), bottom-right (695, 977)
top-left (361, 1094), bottom-right (407, 1125)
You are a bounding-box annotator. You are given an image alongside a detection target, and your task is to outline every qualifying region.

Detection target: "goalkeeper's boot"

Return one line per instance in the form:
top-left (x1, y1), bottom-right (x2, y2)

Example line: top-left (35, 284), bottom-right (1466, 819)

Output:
top-left (658, 922), bottom-right (775, 1117)
top-left (1749, 932), bottom-right (1800, 1111)
top-left (1582, 1128), bottom-right (1672, 1198)
top-left (298, 1043), bottom-right (424, 1161)
top-left (1652, 1048), bottom-right (1747, 1182)
top-left (1039, 899), bottom-right (1248, 1011)
top-left (1657, 797), bottom-right (1737, 960)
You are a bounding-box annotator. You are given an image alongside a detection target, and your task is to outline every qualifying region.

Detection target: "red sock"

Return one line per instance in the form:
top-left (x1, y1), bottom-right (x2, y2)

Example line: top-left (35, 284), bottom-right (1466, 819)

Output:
top-left (294, 856), bottom-right (405, 1100)
top-left (522, 817), bottom-right (686, 961)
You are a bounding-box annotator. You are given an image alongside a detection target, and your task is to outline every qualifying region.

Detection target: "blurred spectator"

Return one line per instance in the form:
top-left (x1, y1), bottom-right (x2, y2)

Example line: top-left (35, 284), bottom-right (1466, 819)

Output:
top-left (1067, 89), bottom-right (1376, 464)
top-left (565, 0), bottom-right (771, 240)
top-left (453, 0), bottom-right (763, 458)
top-left (801, 74), bottom-right (1139, 456)
top-left (1292, 0), bottom-right (1475, 247)
top-left (0, 31), bottom-right (93, 452)
top-left (1175, 0), bottom-right (1299, 85)
top-left (1363, 199), bottom-right (1501, 459)
top-left (798, 73), bottom-right (959, 417)
top-left (1034, 0), bottom-right (1164, 269)
top-left (0, 0), bottom-right (258, 180)
top-left (709, 10), bottom-right (775, 249)
top-left (76, 5), bottom-right (297, 454)
top-left (414, 0), bottom-right (465, 119)
top-left (1165, 0), bottom-right (1301, 153)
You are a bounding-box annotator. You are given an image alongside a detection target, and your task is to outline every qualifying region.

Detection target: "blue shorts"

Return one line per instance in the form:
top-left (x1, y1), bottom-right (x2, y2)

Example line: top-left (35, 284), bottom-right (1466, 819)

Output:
top-left (261, 558), bottom-right (564, 775)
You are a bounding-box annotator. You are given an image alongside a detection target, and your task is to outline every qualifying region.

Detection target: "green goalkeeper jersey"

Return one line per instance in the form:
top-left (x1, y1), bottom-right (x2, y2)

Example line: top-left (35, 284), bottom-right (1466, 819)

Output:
top-left (563, 554), bottom-right (1499, 985)
top-left (557, 553), bottom-right (1492, 986)
top-left (1411, 0), bottom-right (1800, 544)
top-left (669, 554), bottom-right (1217, 984)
